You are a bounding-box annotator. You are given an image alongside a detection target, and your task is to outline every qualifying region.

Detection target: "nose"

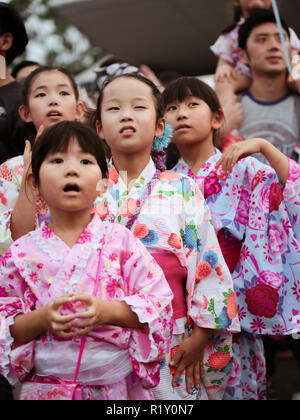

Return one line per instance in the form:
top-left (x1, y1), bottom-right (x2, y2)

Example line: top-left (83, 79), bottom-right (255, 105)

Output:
top-left (65, 167), bottom-right (79, 177)
top-left (177, 104), bottom-right (188, 120)
top-left (120, 108), bottom-right (133, 122)
top-left (48, 94), bottom-right (59, 107)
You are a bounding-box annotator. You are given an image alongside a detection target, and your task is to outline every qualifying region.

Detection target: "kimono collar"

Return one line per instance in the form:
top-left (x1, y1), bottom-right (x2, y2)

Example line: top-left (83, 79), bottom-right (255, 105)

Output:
top-left (175, 149), bottom-right (222, 178)
top-left (108, 158), bottom-right (157, 198)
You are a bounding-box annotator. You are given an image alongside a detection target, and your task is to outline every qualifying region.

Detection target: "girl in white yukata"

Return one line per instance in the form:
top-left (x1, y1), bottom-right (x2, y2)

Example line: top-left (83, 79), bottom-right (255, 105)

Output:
top-left (211, 0), bottom-right (300, 105)
top-left (93, 73), bottom-right (241, 400)
top-left (162, 76), bottom-right (300, 399)
top-left (0, 66), bottom-right (85, 256)
top-left (0, 121), bottom-right (173, 400)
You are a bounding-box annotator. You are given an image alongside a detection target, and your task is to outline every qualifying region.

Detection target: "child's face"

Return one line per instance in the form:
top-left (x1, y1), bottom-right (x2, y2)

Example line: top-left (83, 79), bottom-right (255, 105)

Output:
top-left (37, 138), bottom-right (103, 215)
top-left (165, 96), bottom-right (222, 147)
top-left (19, 70), bottom-right (84, 131)
top-left (236, 0), bottom-right (272, 17)
top-left (97, 77), bottom-right (164, 156)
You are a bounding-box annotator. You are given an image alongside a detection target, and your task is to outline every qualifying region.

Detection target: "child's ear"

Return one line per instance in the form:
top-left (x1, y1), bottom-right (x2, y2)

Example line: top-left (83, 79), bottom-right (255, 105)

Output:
top-left (0, 33), bottom-right (13, 53)
top-left (212, 109), bottom-right (225, 130)
top-left (155, 117), bottom-right (166, 138)
top-left (75, 101), bottom-right (85, 120)
top-left (237, 47), bottom-right (250, 66)
top-left (18, 105), bottom-right (33, 123)
top-left (96, 120), bottom-right (104, 139)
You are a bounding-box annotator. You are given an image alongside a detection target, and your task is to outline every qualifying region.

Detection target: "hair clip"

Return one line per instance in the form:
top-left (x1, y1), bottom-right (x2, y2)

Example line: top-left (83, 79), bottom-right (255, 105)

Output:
top-left (152, 123), bottom-right (173, 151)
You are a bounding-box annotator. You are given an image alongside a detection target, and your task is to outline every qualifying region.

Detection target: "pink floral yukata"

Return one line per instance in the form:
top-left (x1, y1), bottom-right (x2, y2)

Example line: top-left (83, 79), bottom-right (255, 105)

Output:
top-left (95, 159), bottom-right (241, 400)
top-left (0, 213), bottom-right (174, 400)
top-left (173, 150), bottom-right (300, 400)
top-left (210, 17), bottom-right (300, 78)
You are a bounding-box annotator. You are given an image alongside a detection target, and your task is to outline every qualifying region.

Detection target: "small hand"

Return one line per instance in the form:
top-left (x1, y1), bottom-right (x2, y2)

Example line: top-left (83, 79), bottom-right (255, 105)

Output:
top-left (43, 295), bottom-right (78, 337)
top-left (216, 138), bottom-right (265, 173)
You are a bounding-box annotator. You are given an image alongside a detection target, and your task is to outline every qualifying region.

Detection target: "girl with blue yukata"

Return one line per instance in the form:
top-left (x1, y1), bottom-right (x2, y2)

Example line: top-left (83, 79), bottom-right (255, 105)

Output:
top-left (162, 76), bottom-right (300, 400)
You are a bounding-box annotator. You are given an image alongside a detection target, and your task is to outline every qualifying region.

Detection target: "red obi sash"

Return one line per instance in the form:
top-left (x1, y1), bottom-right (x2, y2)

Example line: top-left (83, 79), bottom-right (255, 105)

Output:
top-left (217, 229), bottom-right (242, 274)
top-left (152, 252), bottom-right (187, 320)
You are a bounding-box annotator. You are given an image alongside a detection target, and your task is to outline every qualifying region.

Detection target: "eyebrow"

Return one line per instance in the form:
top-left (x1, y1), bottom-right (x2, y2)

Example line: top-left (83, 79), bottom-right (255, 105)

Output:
top-left (32, 84), bottom-right (71, 94)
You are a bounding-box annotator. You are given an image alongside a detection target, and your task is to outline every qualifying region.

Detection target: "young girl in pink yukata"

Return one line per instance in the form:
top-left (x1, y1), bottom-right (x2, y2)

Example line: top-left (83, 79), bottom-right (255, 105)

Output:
top-left (211, 0), bottom-right (300, 105)
top-left (162, 76), bottom-right (300, 399)
top-left (94, 73), bottom-right (241, 400)
top-left (0, 66), bottom-right (86, 256)
top-left (0, 120), bottom-right (173, 400)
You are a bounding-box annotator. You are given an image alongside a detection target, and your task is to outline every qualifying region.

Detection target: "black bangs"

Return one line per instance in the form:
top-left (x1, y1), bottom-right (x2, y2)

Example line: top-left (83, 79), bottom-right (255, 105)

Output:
top-left (162, 77), bottom-right (221, 113)
top-left (31, 121), bottom-right (108, 185)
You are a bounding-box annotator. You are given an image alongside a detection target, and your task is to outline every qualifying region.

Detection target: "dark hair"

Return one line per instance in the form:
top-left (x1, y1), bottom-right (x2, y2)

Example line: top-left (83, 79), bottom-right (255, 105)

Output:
top-left (0, 2), bottom-right (28, 65)
top-left (21, 66), bottom-right (79, 107)
top-left (162, 77), bottom-right (223, 169)
top-left (95, 73), bottom-right (164, 124)
top-left (31, 121), bottom-right (108, 187)
top-left (238, 8), bottom-right (290, 50)
top-left (11, 60), bottom-right (39, 79)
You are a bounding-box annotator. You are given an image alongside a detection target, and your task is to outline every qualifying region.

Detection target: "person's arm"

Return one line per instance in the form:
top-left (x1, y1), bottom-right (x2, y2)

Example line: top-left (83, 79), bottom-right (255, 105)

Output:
top-left (10, 295), bottom-right (78, 344)
top-left (216, 138), bottom-right (289, 185)
top-left (10, 141), bottom-right (36, 240)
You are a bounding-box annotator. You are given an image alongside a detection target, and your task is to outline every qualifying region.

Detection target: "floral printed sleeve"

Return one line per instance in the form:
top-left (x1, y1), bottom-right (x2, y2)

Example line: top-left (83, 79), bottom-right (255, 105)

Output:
top-left (116, 225), bottom-right (173, 388)
top-left (0, 248), bottom-right (36, 384)
top-left (0, 156), bottom-right (24, 256)
top-left (283, 158), bottom-right (300, 240)
top-left (168, 174), bottom-right (240, 333)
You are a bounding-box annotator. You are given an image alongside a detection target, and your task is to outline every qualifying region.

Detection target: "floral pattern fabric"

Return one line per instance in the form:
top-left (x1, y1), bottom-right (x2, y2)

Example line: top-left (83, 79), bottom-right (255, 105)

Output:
top-left (0, 213), bottom-right (173, 400)
top-left (173, 150), bottom-right (300, 399)
top-left (0, 155), bottom-right (49, 256)
top-left (96, 159), bottom-right (240, 400)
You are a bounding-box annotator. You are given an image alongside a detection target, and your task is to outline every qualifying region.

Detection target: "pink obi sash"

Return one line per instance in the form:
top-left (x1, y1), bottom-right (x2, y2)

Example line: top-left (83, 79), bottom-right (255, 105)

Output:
top-left (217, 229), bottom-right (242, 274)
top-left (152, 252), bottom-right (187, 320)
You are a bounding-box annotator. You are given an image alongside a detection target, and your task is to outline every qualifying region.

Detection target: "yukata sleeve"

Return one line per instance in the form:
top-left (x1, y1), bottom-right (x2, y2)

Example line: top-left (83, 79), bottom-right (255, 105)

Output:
top-left (0, 246), bottom-right (36, 385)
top-left (118, 227), bottom-right (173, 388)
top-left (283, 159), bottom-right (300, 240)
top-left (210, 31), bottom-right (236, 64)
top-left (289, 27), bottom-right (300, 51)
top-left (0, 158), bottom-right (24, 256)
top-left (182, 178), bottom-right (240, 333)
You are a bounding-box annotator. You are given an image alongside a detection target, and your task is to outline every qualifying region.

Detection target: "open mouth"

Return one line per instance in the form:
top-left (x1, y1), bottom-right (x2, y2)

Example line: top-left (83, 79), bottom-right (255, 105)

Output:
top-left (47, 110), bottom-right (62, 118)
top-left (120, 126), bottom-right (136, 134)
top-left (63, 183), bottom-right (80, 193)
top-left (176, 124), bottom-right (190, 131)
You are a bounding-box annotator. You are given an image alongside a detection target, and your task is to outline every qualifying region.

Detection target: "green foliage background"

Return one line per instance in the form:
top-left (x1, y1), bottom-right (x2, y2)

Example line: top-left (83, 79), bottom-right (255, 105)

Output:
top-left (8, 0), bottom-right (102, 75)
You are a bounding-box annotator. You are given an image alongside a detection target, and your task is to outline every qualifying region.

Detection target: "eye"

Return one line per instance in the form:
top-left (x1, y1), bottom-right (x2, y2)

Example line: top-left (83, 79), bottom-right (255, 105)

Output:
top-left (81, 159), bottom-right (93, 165)
top-left (135, 106), bottom-right (146, 109)
top-left (60, 91), bottom-right (71, 96)
top-left (50, 157), bottom-right (63, 164)
top-left (107, 106), bottom-right (120, 111)
top-left (188, 102), bottom-right (198, 107)
top-left (35, 92), bottom-right (46, 98)
top-left (166, 105), bottom-right (176, 112)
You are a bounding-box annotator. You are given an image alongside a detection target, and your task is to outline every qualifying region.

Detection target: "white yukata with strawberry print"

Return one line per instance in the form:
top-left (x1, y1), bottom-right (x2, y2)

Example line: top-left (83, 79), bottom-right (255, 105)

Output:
top-left (95, 158), bottom-right (240, 400)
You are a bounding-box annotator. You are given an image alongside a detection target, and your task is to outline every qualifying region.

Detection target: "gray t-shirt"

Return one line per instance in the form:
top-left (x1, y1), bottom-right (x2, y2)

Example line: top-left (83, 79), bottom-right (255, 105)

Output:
top-left (238, 90), bottom-right (300, 163)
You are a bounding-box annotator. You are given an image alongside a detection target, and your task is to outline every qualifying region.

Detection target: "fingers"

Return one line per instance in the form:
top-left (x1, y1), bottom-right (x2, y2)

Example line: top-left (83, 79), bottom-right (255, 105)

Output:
top-left (36, 124), bottom-right (45, 139)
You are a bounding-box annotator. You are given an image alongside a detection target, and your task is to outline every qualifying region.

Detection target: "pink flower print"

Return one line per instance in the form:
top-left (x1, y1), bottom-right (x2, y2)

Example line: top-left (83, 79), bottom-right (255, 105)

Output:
top-left (0, 191), bottom-right (7, 206)
top-left (250, 317), bottom-right (266, 334)
top-left (240, 245), bottom-right (250, 262)
top-left (77, 228), bottom-right (92, 244)
top-left (29, 271), bottom-right (38, 283)
top-left (272, 324), bottom-right (285, 335)
top-left (292, 280), bottom-right (300, 302)
top-left (109, 253), bottom-right (118, 261)
top-left (250, 211), bottom-right (266, 230)
top-left (0, 286), bottom-right (8, 297)
top-left (268, 223), bottom-right (288, 257)
top-left (288, 158), bottom-right (300, 182)
top-left (257, 271), bottom-right (283, 291)
top-left (42, 224), bottom-right (53, 239)
top-left (106, 277), bottom-right (121, 298)
top-left (245, 284), bottom-right (279, 319)
top-left (269, 183), bottom-right (283, 213)
top-left (37, 263), bottom-right (44, 270)
top-left (204, 171), bottom-right (222, 199)
top-left (251, 169), bottom-right (267, 190)
top-left (234, 188), bottom-right (250, 225)
top-left (119, 198), bottom-right (140, 218)
top-left (0, 249), bottom-right (12, 267)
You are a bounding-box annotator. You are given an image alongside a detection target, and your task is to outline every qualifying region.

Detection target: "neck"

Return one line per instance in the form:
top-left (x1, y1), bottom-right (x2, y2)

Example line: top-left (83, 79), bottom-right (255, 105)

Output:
top-left (0, 69), bottom-right (14, 88)
top-left (111, 150), bottom-right (151, 189)
top-left (48, 209), bottom-right (92, 248)
top-left (249, 72), bottom-right (288, 102)
top-left (176, 137), bottom-right (215, 175)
